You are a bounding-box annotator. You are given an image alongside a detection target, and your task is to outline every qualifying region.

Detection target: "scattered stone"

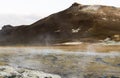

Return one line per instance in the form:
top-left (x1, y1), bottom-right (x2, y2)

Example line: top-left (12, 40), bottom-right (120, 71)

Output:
top-left (0, 66), bottom-right (61, 78)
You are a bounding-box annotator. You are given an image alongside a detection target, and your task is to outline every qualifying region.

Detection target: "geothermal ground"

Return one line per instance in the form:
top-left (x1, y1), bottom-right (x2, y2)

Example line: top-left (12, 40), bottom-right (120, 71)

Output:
top-left (0, 43), bottom-right (120, 78)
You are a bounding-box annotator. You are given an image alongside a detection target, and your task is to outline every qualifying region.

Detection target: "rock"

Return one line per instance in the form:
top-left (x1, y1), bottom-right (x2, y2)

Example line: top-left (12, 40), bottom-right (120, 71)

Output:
top-left (2, 25), bottom-right (13, 30)
top-left (0, 66), bottom-right (61, 78)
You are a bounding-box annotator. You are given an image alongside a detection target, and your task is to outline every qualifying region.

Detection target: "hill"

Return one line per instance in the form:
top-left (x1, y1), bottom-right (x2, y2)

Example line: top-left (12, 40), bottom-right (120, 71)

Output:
top-left (0, 2), bottom-right (120, 45)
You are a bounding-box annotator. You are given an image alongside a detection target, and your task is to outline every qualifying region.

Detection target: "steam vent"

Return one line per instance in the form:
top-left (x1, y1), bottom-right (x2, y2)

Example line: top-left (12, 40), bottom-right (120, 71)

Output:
top-left (0, 2), bottom-right (120, 78)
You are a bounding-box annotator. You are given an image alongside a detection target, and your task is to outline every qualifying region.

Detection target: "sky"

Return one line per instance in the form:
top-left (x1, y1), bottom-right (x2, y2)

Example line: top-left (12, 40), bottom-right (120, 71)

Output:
top-left (0, 0), bottom-right (120, 28)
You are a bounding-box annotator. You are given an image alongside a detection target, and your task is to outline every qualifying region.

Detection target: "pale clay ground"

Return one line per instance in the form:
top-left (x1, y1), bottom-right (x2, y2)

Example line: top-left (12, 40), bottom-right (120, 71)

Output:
top-left (0, 43), bottom-right (120, 78)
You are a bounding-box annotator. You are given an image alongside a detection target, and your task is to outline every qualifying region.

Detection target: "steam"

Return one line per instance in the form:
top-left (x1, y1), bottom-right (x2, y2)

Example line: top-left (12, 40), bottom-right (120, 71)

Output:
top-left (0, 47), bottom-right (120, 78)
top-left (86, 44), bottom-right (96, 52)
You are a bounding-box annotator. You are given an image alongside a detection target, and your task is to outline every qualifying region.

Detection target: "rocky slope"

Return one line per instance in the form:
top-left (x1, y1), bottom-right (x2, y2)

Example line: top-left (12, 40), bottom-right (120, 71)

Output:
top-left (0, 66), bottom-right (61, 78)
top-left (0, 2), bottom-right (120, 45)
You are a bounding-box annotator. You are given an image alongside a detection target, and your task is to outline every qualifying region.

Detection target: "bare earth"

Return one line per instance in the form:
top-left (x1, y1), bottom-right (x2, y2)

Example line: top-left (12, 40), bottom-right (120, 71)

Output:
top-left (0, 43), bottom-right (120, 78)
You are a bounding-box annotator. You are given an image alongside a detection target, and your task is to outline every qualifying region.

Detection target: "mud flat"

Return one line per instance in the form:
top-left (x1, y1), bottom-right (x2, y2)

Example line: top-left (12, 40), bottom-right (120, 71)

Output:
top-left (0, 44), bottom-right (120, 78)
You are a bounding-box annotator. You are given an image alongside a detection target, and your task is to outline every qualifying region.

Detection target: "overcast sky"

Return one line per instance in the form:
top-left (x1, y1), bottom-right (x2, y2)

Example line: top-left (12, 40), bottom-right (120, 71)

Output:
top-left (0, 0), bottom-right (119, 15)
top-left (0, 0), bottom-right (120, 28)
